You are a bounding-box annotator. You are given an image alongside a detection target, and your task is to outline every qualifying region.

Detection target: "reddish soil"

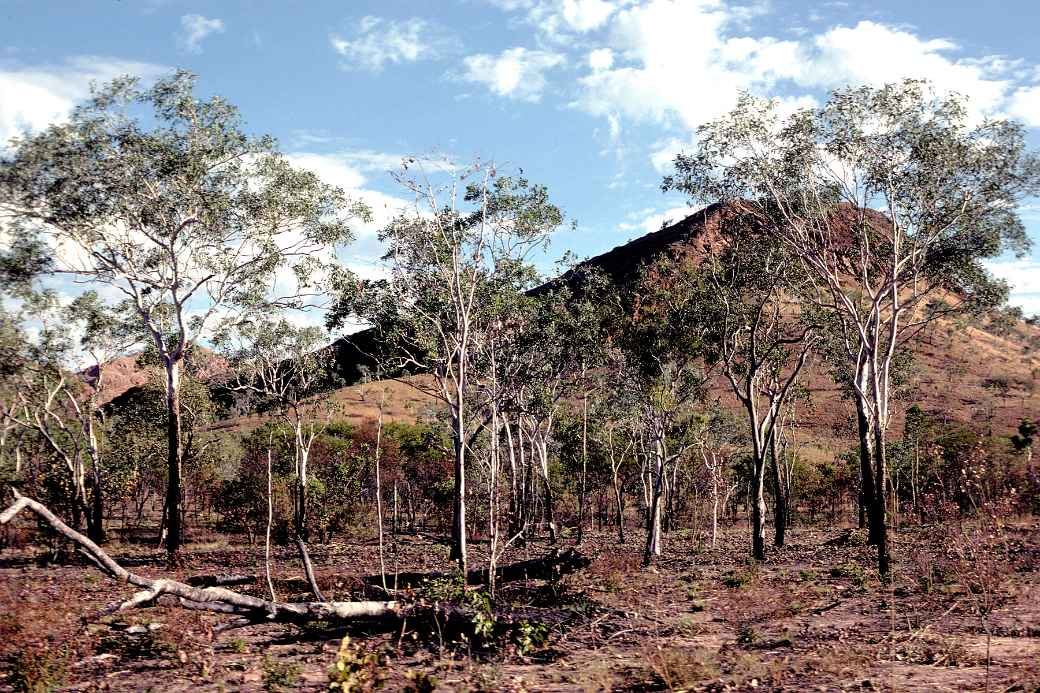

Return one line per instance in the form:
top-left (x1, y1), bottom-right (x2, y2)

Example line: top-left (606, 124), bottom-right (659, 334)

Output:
top-left (2, 519), bottom-right (1037, 691)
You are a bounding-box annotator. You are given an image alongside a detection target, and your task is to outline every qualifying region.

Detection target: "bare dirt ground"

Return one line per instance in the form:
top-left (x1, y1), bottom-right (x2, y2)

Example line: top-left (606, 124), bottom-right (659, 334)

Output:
top-left (1, 520), bottom-right (1038, 692)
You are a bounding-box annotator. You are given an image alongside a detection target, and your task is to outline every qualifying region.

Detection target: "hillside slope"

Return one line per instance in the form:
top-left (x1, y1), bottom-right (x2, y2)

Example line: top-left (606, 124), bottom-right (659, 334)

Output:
top-left (90, 203), bottom-right (1040, 456)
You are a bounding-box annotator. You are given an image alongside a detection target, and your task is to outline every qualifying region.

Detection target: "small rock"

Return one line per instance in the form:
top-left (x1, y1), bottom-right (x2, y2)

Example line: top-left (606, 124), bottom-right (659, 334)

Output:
top-left (126, 625), bottom-right (148, 635)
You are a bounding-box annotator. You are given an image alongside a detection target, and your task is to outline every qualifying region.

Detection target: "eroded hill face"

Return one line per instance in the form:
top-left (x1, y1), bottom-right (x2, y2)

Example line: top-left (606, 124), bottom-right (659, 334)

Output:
top-left (82, 348), bottom-right (231, 406)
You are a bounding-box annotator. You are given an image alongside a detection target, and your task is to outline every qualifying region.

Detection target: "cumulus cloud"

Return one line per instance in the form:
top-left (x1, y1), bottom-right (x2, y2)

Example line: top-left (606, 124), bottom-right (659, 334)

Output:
top-left (0, 56), bottom-right (167, 147)
top-left (985, 257), bottom-right (1040, 317)
top-left (284, 151), bottom-right (410, 240)
top-left (617, 205), bottom-right (699, 237)
top-left (177, 14), bottom-right (225, 54)
top-left (588, 48), bottom-right (614, 71)
top-left (574, 0), bottom-right (798, 130)
top-left (461, 47), bottom-right (566, 102)
top-left (1008, 84), bottom-right (1040, 128)
top-left (795, 21), bottom-right (1011, 118)
top-left (331, 16), bottom-right (457, 71)
top-left (488, 0), bottom-right (619, 40)
top-left (537, 0), bottom-right (1039, 174)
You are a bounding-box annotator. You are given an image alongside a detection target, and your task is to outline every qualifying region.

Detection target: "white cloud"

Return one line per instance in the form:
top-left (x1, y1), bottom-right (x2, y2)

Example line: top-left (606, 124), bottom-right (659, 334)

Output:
top-left (574, 0), bottom-right (799, 130)
top-left (617, 205), bottom-right (698, 237)
top-left (569, 2), bottom-right (1034, 152)
top-left (177, 14), bottom-right (225, 54)
top-left (0, 56), bottom-right (167, 147)
top-left (986, 257), bottom-right (1040, 317)
top-left (1008, 84), bottom-right (1040, 128)
top-left (285, 151), bottom-right (409, 239)
top-left (461, 47), bottom-right (566, 102)
top-left (559, 0), bottom-right (618, 32)
top-left (331, 16), bottom-right (456, 72)
top-left (489, 0), bottom-right (619, 40)
top-left (796, 21), bottom-right (1010, 117)
top-left (588, 47), bottom-right (614, 71)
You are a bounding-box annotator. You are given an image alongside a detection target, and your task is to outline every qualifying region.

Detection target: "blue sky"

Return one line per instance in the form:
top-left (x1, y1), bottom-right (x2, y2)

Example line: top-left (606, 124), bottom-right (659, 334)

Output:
top-left (3, 0), bottom-right (1040, 315)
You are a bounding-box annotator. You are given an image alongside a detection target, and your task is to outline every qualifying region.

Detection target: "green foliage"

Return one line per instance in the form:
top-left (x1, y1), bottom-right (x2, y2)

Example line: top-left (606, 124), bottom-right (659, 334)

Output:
top-left (722, 565), bottom-right (759, 589)
top-left (514, 621), bottom-right (550, 657)
top-left (327, 636), bottom-right (387, 691)
top-left (226, 637), bottom-right (249, 654)
top-left (830, 562), bottom-right (868, 588)
top-left (262, 655), bottom-right (301, 692)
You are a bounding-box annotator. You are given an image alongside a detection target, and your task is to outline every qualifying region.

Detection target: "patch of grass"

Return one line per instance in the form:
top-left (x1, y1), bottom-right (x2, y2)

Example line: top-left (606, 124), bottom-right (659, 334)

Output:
top-left (403, 669), bottom-right (436, 692)
top-left (8, 643), bottom-right (69, 693)
top-left (514, 621), bottom-right (550, 658)
top-left (829, 562), bottom-right (868, 588)
top-left (261, 654), bottom-right (301, 692)
top-left (722, 566), bottom-right (758, 589)
top-left (226, 637), bottom-right (249, 654)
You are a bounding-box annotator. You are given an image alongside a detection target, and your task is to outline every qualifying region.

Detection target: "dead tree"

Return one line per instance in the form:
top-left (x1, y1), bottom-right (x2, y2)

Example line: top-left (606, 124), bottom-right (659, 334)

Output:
top-left (1, 491), bottom-right (397, 627)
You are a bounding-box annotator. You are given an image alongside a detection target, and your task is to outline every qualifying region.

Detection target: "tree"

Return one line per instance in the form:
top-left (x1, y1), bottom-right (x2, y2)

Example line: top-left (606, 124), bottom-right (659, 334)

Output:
top-left (1011, 418), bottom-right (1037, 477)
top-left (692, 405), bottom-right (742, 550)
top-left (219, 319), bottom-right (341, 600)
top-left (328, 161), bottom-right (567, 574)
top-left (694, 219), bottom-right (818, 558)
top-left (0, 291), bottom-right (128, 543)
top-left (594, 363), bottom-right (642, 545)
top-left (665, 79), bottom-right (1040, 577)
top-left (618, 258), bottom-right (711, 565)
top-left (0, 71), bottom-right (367, 557)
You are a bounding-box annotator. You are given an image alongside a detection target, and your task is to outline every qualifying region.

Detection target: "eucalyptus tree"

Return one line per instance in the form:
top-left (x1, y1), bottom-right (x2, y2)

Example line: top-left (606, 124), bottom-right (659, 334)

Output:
top-left (0, 292), bottom-right (126, 543)
top-left (328, 162), bottom-right (567, 574)
top-left (665, 79), bottom-right (1040, 576)
top-left (506, 268), bottom-right (613, 546)
top-left (692, 405), bottom-right (742, 550)
top-left (692, 219), bottom-right (818, 559)
top-left (619, 259), bottom-right (711, 565)
top-left (0, 71), bottom-right (367, 557)
top-left (218, 318), bottom-right (340, 600)
top-left (594, 358), bottom-right (642, 544)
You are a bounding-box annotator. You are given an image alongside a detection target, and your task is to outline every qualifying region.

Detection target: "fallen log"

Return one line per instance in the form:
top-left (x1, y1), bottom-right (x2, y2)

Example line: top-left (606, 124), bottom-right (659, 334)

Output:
top-left (364, 547), bottom-right (591, 589)
top-left (0, 492), bottom-right (399, 627)
top-left (2, 492), bottom-right (595, 633)
top-left (186, 574), bottom-right (254, 588)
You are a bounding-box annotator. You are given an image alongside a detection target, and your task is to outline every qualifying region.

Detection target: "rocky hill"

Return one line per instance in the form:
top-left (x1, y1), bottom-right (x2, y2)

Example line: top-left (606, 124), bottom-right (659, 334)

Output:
top-left (89, 203), bottom-right (1040, 456)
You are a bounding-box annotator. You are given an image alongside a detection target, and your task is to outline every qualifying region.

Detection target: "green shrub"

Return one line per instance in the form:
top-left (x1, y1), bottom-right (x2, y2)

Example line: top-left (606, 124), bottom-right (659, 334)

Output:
top-left (327, 636), bottom-right (387, 691)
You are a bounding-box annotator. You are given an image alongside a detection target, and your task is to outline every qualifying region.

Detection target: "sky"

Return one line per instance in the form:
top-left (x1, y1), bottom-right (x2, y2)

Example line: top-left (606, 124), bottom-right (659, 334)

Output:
top-left (2, 0), bottom-right (1040, 317)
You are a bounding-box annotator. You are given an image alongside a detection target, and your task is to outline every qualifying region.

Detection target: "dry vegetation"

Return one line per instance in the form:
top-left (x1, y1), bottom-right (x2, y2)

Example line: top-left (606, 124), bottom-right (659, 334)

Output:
top-left (2, 515), bottom-right (1038, 692)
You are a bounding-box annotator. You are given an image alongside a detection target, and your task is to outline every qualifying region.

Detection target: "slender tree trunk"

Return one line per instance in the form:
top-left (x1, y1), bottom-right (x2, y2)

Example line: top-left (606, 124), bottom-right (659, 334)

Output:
top-left (751, 452), bottom-right (767, 561)
top-left (711, 477), bottom-right (719, 549)
top-left (871, 423), bottom-right (891, 578)
top-left (643, 430), bottom-right (666, 565)
top-left (295, 436), bottom-right (309, 542)
top-left (504, 418), bottom-right (521, 539)
top-left (264, 429), bottom-right (277, 602)
top-left (164, 357), bottom-right (183, 558)
top-left (769, 432), bottom-right (787, 548)
top-left (89, 468), bottom-right (105, 545)
top-left (449, 395), bottom-right (468, 574)
top-left (612, 467), bottom-right (625, 544)
top-left (374, 401), bottom-right (387, 594)
top-left (856, 388), bottom-right (881, 543)
top-left (576, 388), bottom-right (589, 545)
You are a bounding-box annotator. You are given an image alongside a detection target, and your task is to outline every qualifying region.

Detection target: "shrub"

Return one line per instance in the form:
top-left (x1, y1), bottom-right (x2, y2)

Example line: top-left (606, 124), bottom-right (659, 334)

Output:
top-left (327, 636), bottom-right (387, 691)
